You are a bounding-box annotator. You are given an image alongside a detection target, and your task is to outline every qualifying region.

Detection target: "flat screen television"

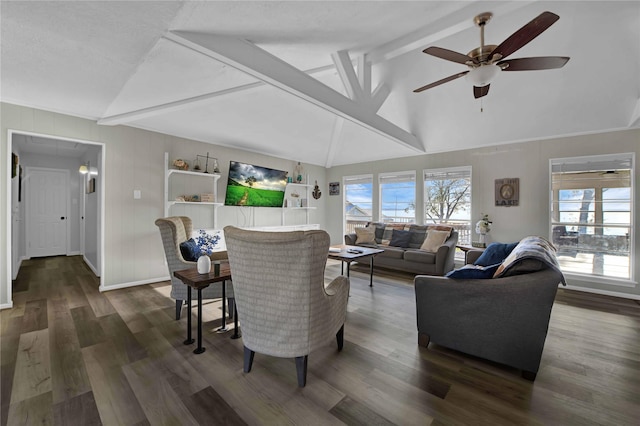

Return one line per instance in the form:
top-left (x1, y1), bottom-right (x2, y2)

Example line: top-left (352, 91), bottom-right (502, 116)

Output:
top-left (224, 161), bottom-right (288, 207)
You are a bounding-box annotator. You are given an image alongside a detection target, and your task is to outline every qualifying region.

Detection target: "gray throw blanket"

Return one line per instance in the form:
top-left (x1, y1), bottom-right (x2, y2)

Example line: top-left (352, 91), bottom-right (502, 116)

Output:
top-left (494, 236), bottom-right (567, 285)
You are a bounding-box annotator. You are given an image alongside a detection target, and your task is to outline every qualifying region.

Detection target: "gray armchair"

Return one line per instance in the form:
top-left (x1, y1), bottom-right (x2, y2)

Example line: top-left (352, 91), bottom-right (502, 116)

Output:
top-left (224, 226), bottom-right (349, 387)
top-left (414, 267), bottom-right (563, 380)
top-left (155, 216), bottom-right (233, 320)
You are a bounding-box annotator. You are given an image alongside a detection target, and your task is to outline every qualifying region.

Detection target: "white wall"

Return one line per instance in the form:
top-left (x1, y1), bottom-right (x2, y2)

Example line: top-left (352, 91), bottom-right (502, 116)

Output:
top-left (1, 102), bottom-right (328, 307)
top-left (327, 128), bottom-right (640, 298)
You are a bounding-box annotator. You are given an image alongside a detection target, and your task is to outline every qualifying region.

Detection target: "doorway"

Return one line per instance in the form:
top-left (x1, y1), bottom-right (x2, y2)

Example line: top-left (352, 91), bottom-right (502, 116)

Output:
top-left (7, 130), bottom-right (105, 302)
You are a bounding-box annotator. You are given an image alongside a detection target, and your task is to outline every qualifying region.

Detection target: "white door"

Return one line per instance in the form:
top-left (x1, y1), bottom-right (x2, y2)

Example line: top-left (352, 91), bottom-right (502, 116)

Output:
top-left (27, 168), bottom-right (68, 257)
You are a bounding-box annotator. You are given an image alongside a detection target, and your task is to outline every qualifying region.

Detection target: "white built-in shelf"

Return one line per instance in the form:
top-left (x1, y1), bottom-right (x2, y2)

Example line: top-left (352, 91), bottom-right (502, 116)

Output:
top-left (164, 152), bottom-right (222, 227)
top-left (282, 177), bottom-right (316, 225)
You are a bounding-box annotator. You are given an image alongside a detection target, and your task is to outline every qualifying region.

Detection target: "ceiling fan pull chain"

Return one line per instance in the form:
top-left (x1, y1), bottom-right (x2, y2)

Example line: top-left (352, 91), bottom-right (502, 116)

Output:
top-left (480, 98), bottom-right (484, 113)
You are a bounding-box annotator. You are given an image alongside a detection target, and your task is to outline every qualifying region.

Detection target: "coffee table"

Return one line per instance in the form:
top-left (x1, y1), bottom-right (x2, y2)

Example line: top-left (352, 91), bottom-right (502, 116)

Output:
top-left (328, 245), bottom-right (384, 287)
top-left (173, 261), bottom-right (240, 354)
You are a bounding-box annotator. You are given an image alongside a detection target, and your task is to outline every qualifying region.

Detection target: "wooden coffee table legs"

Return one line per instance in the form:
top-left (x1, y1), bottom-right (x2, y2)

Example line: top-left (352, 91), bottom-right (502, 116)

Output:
top-left (340, 258), bottom-right (375, 287)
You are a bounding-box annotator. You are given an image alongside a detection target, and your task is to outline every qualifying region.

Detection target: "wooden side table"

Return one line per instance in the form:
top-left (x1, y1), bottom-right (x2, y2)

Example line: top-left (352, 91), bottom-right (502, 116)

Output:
top-left (456, 245), bottom-right (485, 264)
top-left (174, 262), bottom-right (235, 354)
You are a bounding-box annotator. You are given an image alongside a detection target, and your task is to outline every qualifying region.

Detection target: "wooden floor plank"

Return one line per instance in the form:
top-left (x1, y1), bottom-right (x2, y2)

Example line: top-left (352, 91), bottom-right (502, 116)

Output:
top-left (10, 328), bottom-right (51, 405)
top-left (21, 298), bottom-right (47, 333)
top-left (47, 297), bottom-right (92, 404)
top-left (180, 386), bottom-right (248, 425)
top-left (70, 305), bottom-right (107, 348)
top-left (51, 390), bottom-right (102, 426)
top-left (82, 341), bottom-right (147, 425)
top-left (6, 391), bottom-right (53, 426)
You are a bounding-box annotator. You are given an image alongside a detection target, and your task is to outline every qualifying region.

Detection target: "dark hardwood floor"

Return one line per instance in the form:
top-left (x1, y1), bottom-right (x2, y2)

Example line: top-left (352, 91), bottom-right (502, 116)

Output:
top-left (2, 255), bottom-right (639, 425)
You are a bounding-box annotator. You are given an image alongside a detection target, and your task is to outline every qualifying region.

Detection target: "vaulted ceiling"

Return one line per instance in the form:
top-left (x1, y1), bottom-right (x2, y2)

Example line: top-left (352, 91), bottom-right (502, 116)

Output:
top-left (2, 1), bottom-right (639, 167)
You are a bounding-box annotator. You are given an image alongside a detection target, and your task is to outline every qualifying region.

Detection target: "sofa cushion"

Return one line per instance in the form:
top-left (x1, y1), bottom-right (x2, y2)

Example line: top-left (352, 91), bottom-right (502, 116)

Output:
top-left (390, 230), bottom-right (412, 248)
top-left (355, 227), bottom-right (376, 245)
top-left (179, 238), bottom-right (201, 261)
top-left (420, 230), bottom-right (450, 252)
top-left (474, 242), bottom-right (518, 266)
top-left (377, 246), bottom-right (405, 259)
top-left (446, 263), bottom-right (502, 279)
top-left (404, 249), bottom-right (436, 264)
top-left (373, 225), bottom-right (385, 243)
top-left (427, 224), bottom-right (453, 236)
top-left (408, 225), bottom-right (428, 249)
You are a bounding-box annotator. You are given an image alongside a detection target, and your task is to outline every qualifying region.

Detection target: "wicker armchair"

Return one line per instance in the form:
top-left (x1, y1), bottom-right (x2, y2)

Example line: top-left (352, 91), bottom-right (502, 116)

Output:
top-left (155, 216), bottom-right (233, 320)
top-left (224, 226), bottom-right (349, 387)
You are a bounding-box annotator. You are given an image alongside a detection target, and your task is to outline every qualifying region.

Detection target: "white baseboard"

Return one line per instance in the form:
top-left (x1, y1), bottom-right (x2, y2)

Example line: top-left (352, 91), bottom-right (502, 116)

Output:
top-left (83, 255), bottom-right (99, 277)
top-left (100, 276), bottom-right (169, 292)
top-left (562, 285), bottom-right (640, 301)
top-left (0, 302), bottom-right (14, 310)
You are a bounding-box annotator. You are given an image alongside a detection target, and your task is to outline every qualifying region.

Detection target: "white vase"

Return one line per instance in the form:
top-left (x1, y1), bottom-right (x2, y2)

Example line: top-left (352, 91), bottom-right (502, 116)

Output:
top-left (197, 255), bottom-right (211, 274)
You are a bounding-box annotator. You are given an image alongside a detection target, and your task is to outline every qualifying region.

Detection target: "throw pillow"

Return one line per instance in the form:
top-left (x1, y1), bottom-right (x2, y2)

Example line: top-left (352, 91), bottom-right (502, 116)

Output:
top-left (389, 229), bottom-right (412, 248)
top-left (374, 225), bottom-right (385, 243)
top-left (179, 238), bottom-right (201, 261)
top-left (446, 263), bottom-right (502, 279)
top-left (355, 227), bottom-right (376, 245)
top-left (420, 230), bottom-right (450, 252)
top-left (474, 242), bottom-right (518, 266)
top-left (427, 224), bottom-right (453, 237)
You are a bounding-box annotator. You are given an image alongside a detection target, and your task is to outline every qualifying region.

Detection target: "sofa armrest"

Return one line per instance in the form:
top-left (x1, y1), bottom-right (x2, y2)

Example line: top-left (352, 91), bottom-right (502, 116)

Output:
top-left (465, 249), bottom-right (484, 265)
top-left (345, 233), bottom-right (357, 245)
top-left (433, 231), bottom-right (458, 275)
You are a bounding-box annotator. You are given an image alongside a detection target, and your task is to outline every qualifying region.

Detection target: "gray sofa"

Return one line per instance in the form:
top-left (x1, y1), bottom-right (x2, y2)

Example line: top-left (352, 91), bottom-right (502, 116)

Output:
top-left (345, 222), bottom-right (458, 276)
top-left (414, 246), bottom-right (564, 380)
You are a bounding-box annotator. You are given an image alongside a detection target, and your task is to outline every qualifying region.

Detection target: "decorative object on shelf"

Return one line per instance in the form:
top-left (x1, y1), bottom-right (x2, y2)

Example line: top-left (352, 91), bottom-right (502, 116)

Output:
top-left (175, 196), bottom-right (186, 202)
top-left (173, 158), bottom-right (189, 170)
top-left (197, 255), bottom-right (211, 274)
top-left (301, 198), bottom-right (308, 207)
top-left (193, 157), bottom-right (201, 171)
top-left (183, 194), bottom-right (200, 202)
top-left (294, 162), bottom-right (304, 183)
top-left (329, 182), bottom-right (340, 196)
top-left (474, 213), bottom-right (492, 247)
top-left (195, 152), bottom-right (219, 174)
top-left (495, 177), bottom-right (519, 206)
top-left (200, 193), bottom-right (215, 202)
top-left (312, 180), bottom-right (322, 199)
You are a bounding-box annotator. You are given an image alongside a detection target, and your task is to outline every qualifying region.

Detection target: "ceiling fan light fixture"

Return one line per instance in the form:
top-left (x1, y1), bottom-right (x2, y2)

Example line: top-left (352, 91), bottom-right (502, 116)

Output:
top-left (466, 64), bottom-right (500, 87)
top-left (79, 163), bottom-right (89, 174)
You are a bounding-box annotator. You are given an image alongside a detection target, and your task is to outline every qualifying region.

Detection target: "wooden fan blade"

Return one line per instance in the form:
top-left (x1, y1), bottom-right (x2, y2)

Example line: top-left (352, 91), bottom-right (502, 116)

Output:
top-left (474, 85), bottom-right (490, 99)
top-left (491, 11), bottom-right (560, 60)
top-left (498, 56), bottom-right (569, 71)
top-left (413, 71), bottom-right (469, 93)
top-left (423, 46), bottom-right (477, 65)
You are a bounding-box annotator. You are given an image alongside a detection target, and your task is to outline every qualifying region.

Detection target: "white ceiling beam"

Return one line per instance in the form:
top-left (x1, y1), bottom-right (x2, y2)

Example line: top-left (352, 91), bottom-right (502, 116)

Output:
top-left (332, 50), bottom-right (363, 102)
top-left (629, 97), bottom-right (640, 127)
top-left (367, 1), bottom-right (533, 63)
top-left (357, 55), bottom-right (371, 96)
top-left (99, 61), bottom-right (338, 126)
top-left (325, 117), bottom-right (345, 168)
top-left (166, 31), bottom-right (422, 153)
top-left (370, 83), bottom-right (390, 114)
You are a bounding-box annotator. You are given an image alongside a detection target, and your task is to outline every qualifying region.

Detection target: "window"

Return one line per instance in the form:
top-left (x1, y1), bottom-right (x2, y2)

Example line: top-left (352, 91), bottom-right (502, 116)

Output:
top-left (551, 154), bottom-right (634, 281)
top-left (379, 171), bottom-right (416, 224)
top-left (424, 167), bottom-right (472, 245)
top-left (344, 174), bottom-right (373, 234)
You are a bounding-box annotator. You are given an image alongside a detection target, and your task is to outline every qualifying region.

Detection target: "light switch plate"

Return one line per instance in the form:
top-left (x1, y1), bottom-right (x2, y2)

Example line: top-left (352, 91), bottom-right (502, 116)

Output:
top-left (134, 190), bottom-right (141, 199)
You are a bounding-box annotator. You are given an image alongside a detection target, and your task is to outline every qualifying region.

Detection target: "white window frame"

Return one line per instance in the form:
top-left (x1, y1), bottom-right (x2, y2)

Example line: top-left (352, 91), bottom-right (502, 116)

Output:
top-left (423, 166), bottom-right (472, 245)
top-left (378, 171), bottom-right (416, 224)
top-left (343, 174), bottom-right (373, 236)
top-left (550, 153), bottom-right (635, 285)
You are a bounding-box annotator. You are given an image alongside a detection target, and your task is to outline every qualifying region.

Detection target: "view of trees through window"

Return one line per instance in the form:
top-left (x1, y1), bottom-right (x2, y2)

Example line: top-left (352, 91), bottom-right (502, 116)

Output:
top-left (424, 168), bottom-right (472, 245)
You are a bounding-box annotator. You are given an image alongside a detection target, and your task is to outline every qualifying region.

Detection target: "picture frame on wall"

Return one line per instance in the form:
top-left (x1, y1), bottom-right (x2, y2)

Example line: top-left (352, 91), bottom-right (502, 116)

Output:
top-left (87, 177), bottom-right (96, 194)
top-left (495, 178), bottom-right (519, 206)
top-left (329, 182), bottom-right (340, 196)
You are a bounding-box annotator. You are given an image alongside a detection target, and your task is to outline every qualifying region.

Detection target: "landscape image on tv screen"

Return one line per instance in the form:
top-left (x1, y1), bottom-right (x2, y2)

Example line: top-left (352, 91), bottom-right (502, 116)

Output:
top-left (224, 161), bottom-right (288, 207)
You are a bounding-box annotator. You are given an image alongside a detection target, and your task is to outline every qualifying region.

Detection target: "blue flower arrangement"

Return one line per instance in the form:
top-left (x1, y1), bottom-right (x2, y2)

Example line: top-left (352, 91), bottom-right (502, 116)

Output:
top-left (195, 229), bottom-right (221, 255)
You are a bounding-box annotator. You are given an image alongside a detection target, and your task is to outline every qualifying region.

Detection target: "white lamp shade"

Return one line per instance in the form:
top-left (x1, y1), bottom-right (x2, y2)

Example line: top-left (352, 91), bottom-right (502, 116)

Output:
top-left (79, 164), bottom-right (89, 174)
top-left (466, 64), bottom-right (500, 87)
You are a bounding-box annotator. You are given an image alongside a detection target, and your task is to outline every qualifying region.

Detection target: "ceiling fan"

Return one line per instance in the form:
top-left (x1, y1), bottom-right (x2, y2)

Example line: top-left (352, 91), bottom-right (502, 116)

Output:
top-left (413, 11), bottom-right (570, 99)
